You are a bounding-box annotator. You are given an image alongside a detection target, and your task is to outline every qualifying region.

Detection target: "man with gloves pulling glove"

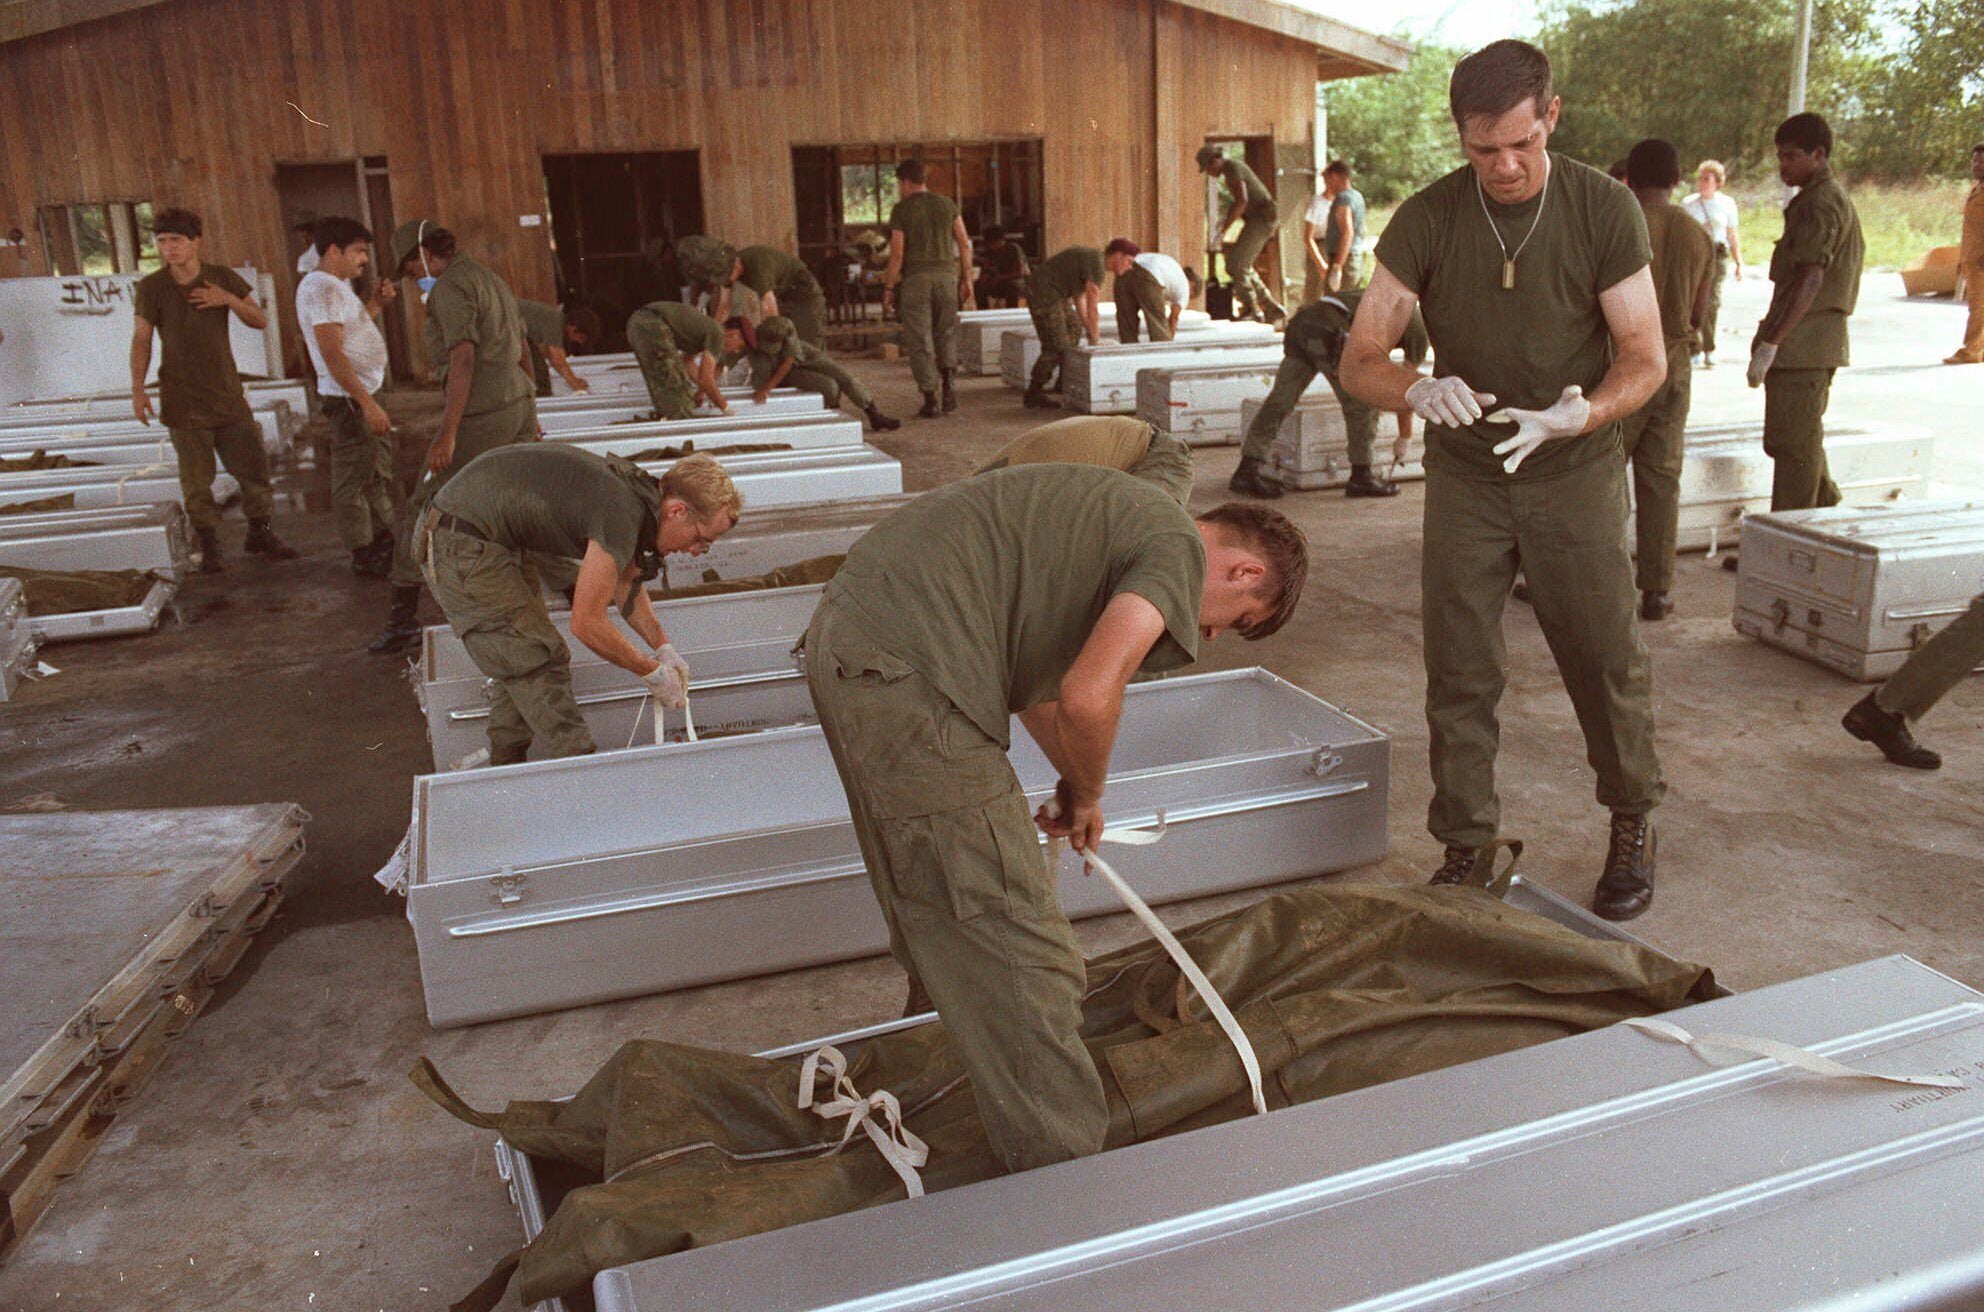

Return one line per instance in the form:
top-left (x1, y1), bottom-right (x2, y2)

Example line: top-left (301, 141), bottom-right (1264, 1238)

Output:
top-left (1339, 39), bottom-right (1670, 922)
top-left (419, 445), bottom-right (741, 765)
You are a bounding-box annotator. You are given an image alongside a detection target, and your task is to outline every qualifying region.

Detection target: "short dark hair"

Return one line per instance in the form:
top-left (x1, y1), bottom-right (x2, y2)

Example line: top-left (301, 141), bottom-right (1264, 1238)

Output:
top-left (1104, 237), bottom-right (1140, 258)
top-left (291, 218), bottom-right (316, 235)
top-left (1607, 158), bottom-right (1630, 181)
top-left (153, 207), bottom-right (202, 239)
top-left (1324, 159), bottom-right (1352, 179)
top-left (419, 225), bottom-right (457, 259)
top-left (1196, 502), bottom-right (1309, 640)
top-left (312, 216), bottom-right (372, 256)
top-left (1625, 139), bottom-right (1681, 190)
top-left (1775, 112), bottom-right (1832, 155)
top-left (565, 305), bottom-right (603, 344)
top-left (721, 315), bottom-right (756, 351)
top-left (1449, 39), bottom-right (1554, 127)
top-left (896, 158), bottom-right (925, 184)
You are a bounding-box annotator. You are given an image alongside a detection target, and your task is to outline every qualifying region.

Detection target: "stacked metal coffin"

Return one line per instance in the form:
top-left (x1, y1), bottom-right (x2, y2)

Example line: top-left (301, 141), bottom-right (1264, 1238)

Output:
top-left (970, 308), bottom-right (1218, 379)
top-left (1242, 393), bottom-right (1428, 489)
top-left (535, 389), bottom-right (823, 431)
top-left (403, 667), bottom-right (1390, 1027)
top-left (545, 413), bottom-right (864, 455)
top-left (1137, 361), bottom-right (1309, 448)
top-left (572, 954), bottom-right (1984, 1312)
top-left (0, 459), bottom-right (239, 513)
top-left (1057, 333), bottom-right (1283, 415)
top-left (0, 504), bottom-right (190, 643)
top-left (655, 492), bottom-right (907, 587)
top-left (1733, 499), bottom-right (1984, 680)
top-left (1, 805), bottom-right (306, 1261)
top-left (0, 396), bottom-right (298, 457)
top-left (0, 578), bottom-right (34, 702)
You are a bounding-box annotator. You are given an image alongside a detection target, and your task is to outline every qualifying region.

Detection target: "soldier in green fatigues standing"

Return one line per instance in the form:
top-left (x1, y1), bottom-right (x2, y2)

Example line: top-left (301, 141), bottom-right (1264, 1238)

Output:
top-left (129, 207), bottom-right (299, 572)
top-left (1021, 245), bottom-right (1104, 408)
top-left (370, 219), bottom-right (540, 655)
top-left (1747, 112), bottom-right (1864, 512)
top-left (1842, 591), bottom-right (1984, 771)
top-left (1231, 290), bottom-right (1429, 501)
top-left (519, 300), bottom-right (600, 397)
top-left (884, 158), bottom-right (974, 418)
top-left (1341, 40), bottom-right (1671, 921)
top-left (626, 301), bottom-right (732, 420)
top-left (683, 239), bottom-right (829, 347)
top-left (1197, 145), bottom-right (1287, 326)
top-left (978, 414), bottom-right (1195, 507)
top-left (1620, 139), bottom-right (1715, 621)
top-left (421, 446), bottom-right (741, 764)
top-left (803, 471), bottom-right (1306, 1173)
top-left (721, 316), bottom-right (900, 432)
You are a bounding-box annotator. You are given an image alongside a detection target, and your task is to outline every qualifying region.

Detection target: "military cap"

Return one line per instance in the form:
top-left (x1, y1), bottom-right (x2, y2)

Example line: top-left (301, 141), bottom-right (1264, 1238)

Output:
top-left (678, 235), bottom-right (738, 284)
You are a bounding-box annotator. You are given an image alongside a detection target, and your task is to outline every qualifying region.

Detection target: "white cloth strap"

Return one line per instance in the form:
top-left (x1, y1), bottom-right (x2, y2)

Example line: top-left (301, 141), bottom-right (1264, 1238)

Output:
top-left (796, 1044), bottom-right (931, 1197)
top-left (1624, 1016), bottom-right (1963, 1089)
top-left (628, 678), bottom-right (697, 749)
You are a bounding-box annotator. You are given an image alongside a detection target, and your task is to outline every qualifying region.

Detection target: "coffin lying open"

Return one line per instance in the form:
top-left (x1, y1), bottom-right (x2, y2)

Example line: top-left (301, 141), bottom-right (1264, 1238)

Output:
top-left (651, 493), bottom-right (907, 588)
top-left (655, 448), bottom-right (901, 511)
top-left (0, 568), bottom-right (177, 644)
top-left (1059, 336), bottom-right (1283, 414)
top-left (405, 668), bottom-right (1390, 1026)
top-left (0, 577), bottom-right (35, 702)
top-left (535, 390), bottom-right (822, 431)
top-left (0, 504), bottom-right (192, 580)
top-left (0, 463), bottom-right (239, 513)
top-left (0, 406), bottom-right (291, 456)
top-left (555, 416), bottom-right (864, 461)
top-left (10, 378), bottom-right (308, 434)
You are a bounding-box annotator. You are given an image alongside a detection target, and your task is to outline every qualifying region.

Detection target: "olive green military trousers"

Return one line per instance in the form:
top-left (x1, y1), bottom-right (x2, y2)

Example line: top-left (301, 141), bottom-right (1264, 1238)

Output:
top-left (1422, 454), bottom-right (1665, 848)
top-left (626, 311), bottom-right (700, 421)
top-left (1225, 217), bottom-right (1283, 321)
top-left (1113, 265), bottom-right (1173, 344)
top-left (1238, 352), bottom-right (1375, 467)
top-left (898, 268), bottom-right (959, 392)
top-left (422, 524), bottom-right (595, 764)
top-left (1697, 247), bottom-right (1728, 357)
top-left (1875, 592), bottom-right (1984, 722)
top-left (1619, 341), bottom-right (1695, 593)
top-left (780, 285), bottom-right (828, 348)
top-left (168, 418), bottom-right (273, 531)
top-left (805, 597), bottom-right (1107, 1175)
top-left (323, 394), bottom-right (396, 551)
top-left (1762, 367), bottom-right (1841, 511)
top-left (390, 395), bottom-right (537, 586)
top-left (1024, 276), bottom-right (1085, 393)
top-left (747, 352), bottom-right (873, 411)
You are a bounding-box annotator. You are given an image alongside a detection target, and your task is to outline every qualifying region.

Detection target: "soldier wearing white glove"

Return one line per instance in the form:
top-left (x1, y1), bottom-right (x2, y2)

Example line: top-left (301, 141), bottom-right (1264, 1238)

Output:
top-left (642, 642), bottom-right (691, 710)
top-left (1484, 385), bottom-right (1592, 473)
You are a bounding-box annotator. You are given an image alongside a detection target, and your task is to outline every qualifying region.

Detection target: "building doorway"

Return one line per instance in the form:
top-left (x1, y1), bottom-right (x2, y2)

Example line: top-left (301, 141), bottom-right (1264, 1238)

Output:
top-left (542, 151), bottom-right (704, 352)
top-left (273, 157), bottom-right (409, 381)
top-left (1200, 135), bottom-right (1283, 318)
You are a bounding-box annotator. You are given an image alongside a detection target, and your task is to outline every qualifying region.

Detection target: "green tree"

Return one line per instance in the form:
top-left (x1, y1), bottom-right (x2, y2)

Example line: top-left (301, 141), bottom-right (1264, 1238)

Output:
top-left (1325, 38), bottom-right (1469, 205)
top-left (1846, 0), bottom-right (1984, 177)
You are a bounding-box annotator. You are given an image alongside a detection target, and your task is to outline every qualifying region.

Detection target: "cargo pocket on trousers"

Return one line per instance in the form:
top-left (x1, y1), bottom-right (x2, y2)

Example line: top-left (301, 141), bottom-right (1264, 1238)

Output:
top-left (877, 792), bottom-right (1053, 925)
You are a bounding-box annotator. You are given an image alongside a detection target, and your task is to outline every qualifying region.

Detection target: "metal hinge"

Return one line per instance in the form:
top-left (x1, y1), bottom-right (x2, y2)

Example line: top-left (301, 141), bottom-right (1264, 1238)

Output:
top-left (1770, 598), bottom-right (1791, 632)
top-left (1308, 748), bottom-right (1343, 778)
top-left (489, 869), bottom-right (529, 907)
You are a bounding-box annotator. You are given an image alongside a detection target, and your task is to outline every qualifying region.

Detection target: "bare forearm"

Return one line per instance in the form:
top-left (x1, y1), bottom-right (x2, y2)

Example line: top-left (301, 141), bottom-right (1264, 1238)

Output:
top-left (766, 358), bottom-right (795, 391)
top-left (129, 339), bottom-right (151, 391)
top-left (1340, 345), bottom-right (1420, 412)
top-left (319, 338), bottom-right (371, 400)
top-left (625, 588), bottom-right (667, 649)
top-left (1583, 345), bottom-right (1666, 430)
top-left (1761, 266), bottom-right (1825, 345)
top-left (1054, 696), bottom-right (1122, 801)
top-left (695, 358), bottom-right (727, 408)
top-left (570, 609), bottom-right (653, 676)
top-left (230, 296), bottom-right (268, 330)
top-left (440, 358), bottom-right (473, 439)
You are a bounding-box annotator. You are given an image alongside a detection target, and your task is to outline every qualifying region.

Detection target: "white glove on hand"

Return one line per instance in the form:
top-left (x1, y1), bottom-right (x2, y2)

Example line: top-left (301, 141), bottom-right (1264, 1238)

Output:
top-left (1405, 375), bottom-right (1496, 429)
top-left (641, 643), bottom-right (690, 710)
top-left (1483, 385), bottom-right (1592, 474)
top-left (1747, 341), bottom-right (1778, 389)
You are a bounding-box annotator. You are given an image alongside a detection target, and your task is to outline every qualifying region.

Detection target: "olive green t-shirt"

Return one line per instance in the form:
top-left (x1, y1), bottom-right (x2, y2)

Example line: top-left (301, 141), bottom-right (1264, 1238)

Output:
top-left (736, 246), bottom-right (818, 300)
top-left (434, 444), bottom-right (659, 572)
top-left (1220, 159), bottom-right (1277, 223)
top-left (888, 191), bottom-right (960, 273)
top-left (133, 264), bottom-right (253, 429)
top-left (1760, 166), bottom-right (1863, 370)
top-left (518, 299), bottom-right (567, 349)
top-left (1031, 246), bottom-right (1105, 302)
top-left (827, 464), bottom-right (1205, 746)
top-left (1641, 201), bottom-right (1716, 348)
top-left (978, 416), bottom-right (1194, 508)
top-left (635, 300), bottom-right (723, 357)
top-left (1289, 291), bottom-right (1428, 375)
top-left (1374, 154), bottom-right (1650, 480)
top-left (427, 255), bottom-right (532, 416)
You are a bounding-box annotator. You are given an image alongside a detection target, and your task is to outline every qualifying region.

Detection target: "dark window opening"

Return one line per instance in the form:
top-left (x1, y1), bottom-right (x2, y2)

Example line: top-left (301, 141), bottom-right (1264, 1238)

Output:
top-left (543, 151), bottom-right (705, 353)
top-left (37, 201), bottom-right (157, 276)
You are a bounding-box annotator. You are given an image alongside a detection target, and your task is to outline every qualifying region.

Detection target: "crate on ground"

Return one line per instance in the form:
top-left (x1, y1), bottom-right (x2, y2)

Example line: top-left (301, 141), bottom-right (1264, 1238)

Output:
top-left (1247, 395), bottom-right (1426, 489)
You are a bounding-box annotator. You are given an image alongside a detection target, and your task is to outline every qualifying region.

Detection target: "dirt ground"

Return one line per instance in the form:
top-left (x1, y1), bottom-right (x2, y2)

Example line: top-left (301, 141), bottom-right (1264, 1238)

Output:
top-left (1, 273), bottom-right (1979, 1311)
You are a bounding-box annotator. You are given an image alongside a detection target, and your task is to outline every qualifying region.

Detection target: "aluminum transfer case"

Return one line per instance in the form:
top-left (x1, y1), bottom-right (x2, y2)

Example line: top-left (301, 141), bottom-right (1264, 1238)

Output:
top-left (415, 584), bottom-right (822, 770)
top-left (0, 577), bottom-right (35, 701)
top-left (584, 954), bottom-right (1984, 1312)
top-left (0, 463), bottom-right (239, 512)
top-left (0, 406), bottom-right (291, 455)
top-left (1241, 394), bottom-right (1429, 490)
top-left (1058, 334), bottom-right (1282, 414)
top-left (554, 415), bottom-right (864, 459)
top-left (0, 503), bottom-right (192, 580)
top-left (654, 447), bottom-right (901, 510)
top-left (1733, 499), bottom-right (1984, 681)
top-left (650, 493), bottom-right (908, 588)
top-left (960, 308), bottom-right (1216, 376)
top-left (1136, 361), bottom-right (1312, 447)
top-left (534, 389), bottom-right (822, 431)
top-left (405, 668), bottom-right (1389, 1027)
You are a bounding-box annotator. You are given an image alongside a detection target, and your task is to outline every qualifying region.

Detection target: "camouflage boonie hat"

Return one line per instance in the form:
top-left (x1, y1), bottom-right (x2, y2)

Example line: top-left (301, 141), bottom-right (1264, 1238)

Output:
top-left (678, 235), bottom-right (737, 284)
top-left (752, 315), bottom-right (796, 351)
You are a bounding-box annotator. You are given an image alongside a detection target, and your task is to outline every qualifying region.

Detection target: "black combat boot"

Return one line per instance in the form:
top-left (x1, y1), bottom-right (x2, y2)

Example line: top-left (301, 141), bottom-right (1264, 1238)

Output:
top-left (1842, 693), bottom-right (1942, 770)
top-left (863, 403), bottom-right (901, 433)
top-left (1344, 465), bottom-right (1400, 498)
top-left (1021, 387), bottom-right (1055, 409)
top-left (196, 527), bottom-right (225, 574)
top-left (917, 392), bottom-right (941, 419)
top-left (1593, 813), bottom-right (1656, 921)
top-left (368, 584), bottom-right (423, 656)
top-left (354, 528), bottom-right (395, 578)
top-left (244, 518), bottom-right (300, 560)
top-left (1226, 456), bottom-right (1284, 500)
top-left (940, 369), bottom-right (958, 413)
top-left (1640, 590), bottom-right (1673, 621)
top-left (1429, 846), bottom-right (1485, 887)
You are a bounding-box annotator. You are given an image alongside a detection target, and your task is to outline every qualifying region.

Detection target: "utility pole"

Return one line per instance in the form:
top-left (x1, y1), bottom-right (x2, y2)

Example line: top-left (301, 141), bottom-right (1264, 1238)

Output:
top-left (1789, 0), bottom-right (1813, 113)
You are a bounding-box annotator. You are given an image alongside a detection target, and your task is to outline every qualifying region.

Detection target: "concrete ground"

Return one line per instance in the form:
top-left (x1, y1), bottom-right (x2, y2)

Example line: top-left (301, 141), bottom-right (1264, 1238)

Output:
top-left (1, 271), bottom-right (1980, 1311)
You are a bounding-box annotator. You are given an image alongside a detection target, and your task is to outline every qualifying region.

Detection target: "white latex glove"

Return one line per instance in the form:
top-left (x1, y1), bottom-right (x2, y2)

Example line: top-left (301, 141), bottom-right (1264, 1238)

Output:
top-left (1747, 341), bottom-right (1778, 388)
top-left (641, 643), bottom-right (690, 710)
top-left (1483, 385), bottom-right (1592, 474)
top-left (1405, 375), bottom-right (1496, 429)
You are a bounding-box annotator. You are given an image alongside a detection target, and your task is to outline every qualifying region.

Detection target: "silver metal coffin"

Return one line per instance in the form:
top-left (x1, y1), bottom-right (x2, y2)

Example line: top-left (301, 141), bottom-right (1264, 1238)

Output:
top-left (1059, 335), bottom-right (1282, 414)
top-left (594, 954), bottom-right (1984, 1312)
top-left (960, 309), bottom-right (1216, 376)
top-left (1733, 499), bottom-right (1984, 681)
top-left (671, 448), bottom-right (901, 510)
top-left (535, 390), bottom-right (823, 430)
top-left (0, 407), bottom-right (289, 454)
top-left (652, 494), bottom-right (908, 588)
top-left (1246, 395), bottom-right (1428, 489)
top-left (0, 503), bottom-right (192, 580)
top-left (0, 463), bottom-right (240, 512)
top-left (405, 667), bottom-right (1389, 1027)
top-left (1136, 361), bottom-right (1301, 446)
top-left (10, 379), bottom-right (309, 436)
top-left (555, 415), bottom-right (864, 458)
top-left (414, 584), bottom-right (823, 770)
top-left (0, 577), bottom-right (35, 701)
top-left (27, 576), bottom-right (176, 644)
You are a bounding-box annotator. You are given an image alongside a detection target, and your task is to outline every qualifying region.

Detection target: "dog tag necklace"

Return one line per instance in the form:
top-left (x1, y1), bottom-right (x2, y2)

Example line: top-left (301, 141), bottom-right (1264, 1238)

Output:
top-left (1475, 157), bottom-right (1550, 290)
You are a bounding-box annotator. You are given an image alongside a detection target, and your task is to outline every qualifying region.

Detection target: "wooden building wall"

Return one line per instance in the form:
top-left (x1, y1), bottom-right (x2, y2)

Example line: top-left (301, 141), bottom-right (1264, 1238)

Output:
top-left (0, 0), bottom-right (1321, 309)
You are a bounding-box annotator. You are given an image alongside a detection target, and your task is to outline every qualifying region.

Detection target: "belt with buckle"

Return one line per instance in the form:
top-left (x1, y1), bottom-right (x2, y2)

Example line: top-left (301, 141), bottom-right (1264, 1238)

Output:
top-left (429, 510), bottom-right (493, 543)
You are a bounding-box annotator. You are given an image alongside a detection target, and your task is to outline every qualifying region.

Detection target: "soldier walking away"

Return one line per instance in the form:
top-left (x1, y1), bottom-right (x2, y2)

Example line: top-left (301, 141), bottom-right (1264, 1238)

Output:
top-left (1020, 245), bottom-right (1104, 407)
top-left (1945, 142), bottom-right (1984, 365)
top-left (370, 219), bottom-right (539, 656)
top-left (295, 216), bottom-right (398, 577)
top-left (1682, 160), bottom-right (1742, 367)
top-left (722, 317), bottom-right (899, 432)
top-left (129, 207), bottom-right (298, 573)
top-left (626, 301), bottom-right (732, 421)
top-left (883, 158), bottom-right (974, 418)
top-left (1197, 145), bottom-right (1287, 325)
top-left (1747, 113), bottom-right (1864, 512)
top-left (1620, 139), bottom-right (1715, 621)
top-left (1340, 39), bottom-right (1670, 921)
top-left (1231, 288), bottom-right (1428, 501)
top-left (1840, 591), bottom-right (1984, 771)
